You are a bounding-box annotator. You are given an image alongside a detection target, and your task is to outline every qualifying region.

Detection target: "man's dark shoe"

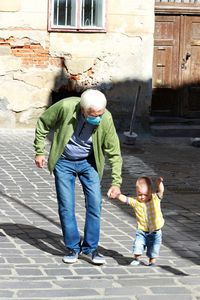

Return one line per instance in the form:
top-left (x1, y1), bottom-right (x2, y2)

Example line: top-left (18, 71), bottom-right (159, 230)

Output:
top-left (62, 249), bottom-right (79, 264)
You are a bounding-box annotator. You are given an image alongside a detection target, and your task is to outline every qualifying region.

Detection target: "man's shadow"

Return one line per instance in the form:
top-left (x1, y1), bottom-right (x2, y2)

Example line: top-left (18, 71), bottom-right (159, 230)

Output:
top-left (0, 223), bottom-right (132, 265)
top-left (0, 223), bottom-right (65, 256)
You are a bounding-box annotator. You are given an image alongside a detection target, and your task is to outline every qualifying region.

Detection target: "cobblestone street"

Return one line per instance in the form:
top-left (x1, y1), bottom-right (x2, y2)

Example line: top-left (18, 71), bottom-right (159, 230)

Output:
top-left (0, 130), bottom-right (200, 300)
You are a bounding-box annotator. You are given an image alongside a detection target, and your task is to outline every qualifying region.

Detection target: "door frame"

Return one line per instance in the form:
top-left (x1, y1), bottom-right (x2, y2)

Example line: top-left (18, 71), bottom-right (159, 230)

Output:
top-left (155, 2), bottom-right (200, 16)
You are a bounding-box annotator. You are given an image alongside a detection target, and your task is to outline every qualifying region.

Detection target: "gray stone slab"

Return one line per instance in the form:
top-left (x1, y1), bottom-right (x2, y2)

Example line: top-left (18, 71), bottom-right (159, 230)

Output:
top-left (104, 287), bottom-right (147, 296)
top-left (15, 268), bottom-right (44, 276)
top-left (0, 281), bottom-right (52, 289)
top-left (55, 279), bottom-right (114, 289)
top-left (17, 288), bottom-right (99, 298)
top-left (150, 286), bottom-right (191, 294)
top-left (136, 296), bottom-right (193, 300)
top-left (0, 290), bottom-right (14, 298)
top-left (43, 268), bottom-right (73, 276)
top-left (117, 278), bottom-right (177, 287)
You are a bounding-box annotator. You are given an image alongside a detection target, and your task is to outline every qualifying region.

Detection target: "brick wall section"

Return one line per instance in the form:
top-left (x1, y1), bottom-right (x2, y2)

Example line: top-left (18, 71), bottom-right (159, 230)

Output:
top-left (0, 37), bottom-right (62, 68)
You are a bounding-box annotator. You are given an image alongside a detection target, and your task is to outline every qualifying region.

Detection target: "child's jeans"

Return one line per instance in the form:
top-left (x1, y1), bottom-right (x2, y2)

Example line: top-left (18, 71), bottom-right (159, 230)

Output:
top-left (133, 229), bottom-right (162, 258)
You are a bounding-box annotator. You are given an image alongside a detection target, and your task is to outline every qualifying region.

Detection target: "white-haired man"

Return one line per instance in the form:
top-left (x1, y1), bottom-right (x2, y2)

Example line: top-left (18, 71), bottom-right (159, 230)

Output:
top-left (34, 89), bottom-right (122, 265)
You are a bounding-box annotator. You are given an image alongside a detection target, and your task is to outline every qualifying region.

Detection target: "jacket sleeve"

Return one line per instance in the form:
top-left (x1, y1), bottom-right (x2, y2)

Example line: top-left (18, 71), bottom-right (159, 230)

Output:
top-left (103, 116), bottom-right (123, 187)
top-left (33, 101), bottom-right (63, 156)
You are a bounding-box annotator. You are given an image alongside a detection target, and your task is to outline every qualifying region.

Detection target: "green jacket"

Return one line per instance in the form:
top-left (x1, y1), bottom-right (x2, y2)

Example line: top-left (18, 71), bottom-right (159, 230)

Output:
top-left (34, 97), bottom-right (122, 187)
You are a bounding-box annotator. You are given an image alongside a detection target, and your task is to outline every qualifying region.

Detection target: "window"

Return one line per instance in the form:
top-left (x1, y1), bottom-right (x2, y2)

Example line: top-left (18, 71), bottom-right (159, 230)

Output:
top-left (155, 0), bottom-right (200, 2)
top-left (48, 0), bottom-right (106, 32)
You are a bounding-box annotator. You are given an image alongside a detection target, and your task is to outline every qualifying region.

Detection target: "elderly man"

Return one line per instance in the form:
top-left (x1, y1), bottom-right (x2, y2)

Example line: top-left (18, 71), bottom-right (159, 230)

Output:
top-left (34, 89), bottom-right (122, 265)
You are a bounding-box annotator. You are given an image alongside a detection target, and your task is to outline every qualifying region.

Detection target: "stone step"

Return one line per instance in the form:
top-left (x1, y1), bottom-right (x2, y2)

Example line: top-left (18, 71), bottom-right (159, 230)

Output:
top-left (150, 124), bottom-right (200, 137)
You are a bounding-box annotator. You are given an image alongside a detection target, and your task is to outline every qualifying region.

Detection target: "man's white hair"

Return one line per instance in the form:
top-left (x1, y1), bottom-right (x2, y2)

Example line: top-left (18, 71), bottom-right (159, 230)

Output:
top-left (80, 89), bottom-right (107, 111)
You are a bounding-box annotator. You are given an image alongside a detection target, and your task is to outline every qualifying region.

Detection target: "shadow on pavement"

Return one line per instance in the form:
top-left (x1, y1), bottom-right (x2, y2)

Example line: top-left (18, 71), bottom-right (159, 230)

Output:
top-left (98, 246), bottom-right (133, 266)
top-left (1, 222), bottom-right (133, 265)
top-left (159, 265), bottom-right (189, 276)
top-left (0, 191), bottom-right (60, 229)
top-left (0, 223), bottom-right (65, 256)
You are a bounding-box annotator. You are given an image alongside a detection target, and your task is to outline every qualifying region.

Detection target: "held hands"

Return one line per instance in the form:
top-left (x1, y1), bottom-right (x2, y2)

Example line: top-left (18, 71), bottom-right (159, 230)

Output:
top-left (107, 186), bottom-right (121, 199)
top-left (35, 155), bottom-right (45, 168)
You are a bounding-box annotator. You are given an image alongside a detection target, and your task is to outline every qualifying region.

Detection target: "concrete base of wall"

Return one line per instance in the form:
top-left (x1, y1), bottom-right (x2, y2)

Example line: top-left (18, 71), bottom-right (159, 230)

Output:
top-left (151, 124), bottom-right (200, 137)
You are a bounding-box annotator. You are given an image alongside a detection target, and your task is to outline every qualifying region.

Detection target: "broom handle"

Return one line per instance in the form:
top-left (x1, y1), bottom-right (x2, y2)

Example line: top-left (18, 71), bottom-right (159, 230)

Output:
top-left (129, 85), bottom-right (141, 135)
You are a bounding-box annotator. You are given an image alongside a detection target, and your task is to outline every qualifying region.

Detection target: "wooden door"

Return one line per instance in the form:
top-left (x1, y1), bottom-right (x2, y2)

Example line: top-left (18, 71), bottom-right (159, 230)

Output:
top-left (152, 14), bottom-right (200, 118)
top-left (181, 16), bottom-right (200, 117)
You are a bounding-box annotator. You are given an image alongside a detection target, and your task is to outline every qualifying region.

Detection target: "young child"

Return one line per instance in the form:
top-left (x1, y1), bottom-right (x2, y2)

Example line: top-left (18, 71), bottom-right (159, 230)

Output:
top-left (115, 176), bottom-right (164, 266)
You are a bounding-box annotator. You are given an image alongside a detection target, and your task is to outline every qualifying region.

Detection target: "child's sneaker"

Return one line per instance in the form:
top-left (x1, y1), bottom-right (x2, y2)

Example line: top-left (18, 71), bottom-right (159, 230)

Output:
top-left (148, 262), bottom-right (156, 267)
top-left (130, 259), bottom-right (141, 266)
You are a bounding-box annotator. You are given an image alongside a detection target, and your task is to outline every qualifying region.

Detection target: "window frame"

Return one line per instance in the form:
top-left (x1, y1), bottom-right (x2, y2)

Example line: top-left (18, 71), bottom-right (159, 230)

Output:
top-left (48, 0), bottom-right (107, 33)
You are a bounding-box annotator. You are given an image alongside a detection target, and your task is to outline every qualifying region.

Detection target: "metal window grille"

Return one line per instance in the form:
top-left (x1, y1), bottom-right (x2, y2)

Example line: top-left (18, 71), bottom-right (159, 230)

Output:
top-left (81, 0), bottom-right (103, 27)
top-left (52, 0), bottom-right (104, 28)
top-left (53, 0), bottom-right (76, 26)
top-left (155, 0), bottom-right (200, 2)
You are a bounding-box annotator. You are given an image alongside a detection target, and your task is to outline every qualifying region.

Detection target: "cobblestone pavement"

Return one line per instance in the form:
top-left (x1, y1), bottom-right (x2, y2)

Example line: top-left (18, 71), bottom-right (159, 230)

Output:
top-left (0, 129), bottom-right (200, 300)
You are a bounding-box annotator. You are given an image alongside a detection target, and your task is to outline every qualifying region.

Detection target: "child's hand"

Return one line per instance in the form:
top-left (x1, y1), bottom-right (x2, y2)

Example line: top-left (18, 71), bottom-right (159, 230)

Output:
top-left (156, 177), bottom-right (163, 185)
top-left (156, 177), bottom-right (164, 198)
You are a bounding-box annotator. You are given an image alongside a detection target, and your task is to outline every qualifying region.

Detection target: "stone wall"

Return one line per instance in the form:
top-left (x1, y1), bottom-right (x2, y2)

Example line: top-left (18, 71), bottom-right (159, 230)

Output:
top-left (0, 0), bottom-right (155, 131)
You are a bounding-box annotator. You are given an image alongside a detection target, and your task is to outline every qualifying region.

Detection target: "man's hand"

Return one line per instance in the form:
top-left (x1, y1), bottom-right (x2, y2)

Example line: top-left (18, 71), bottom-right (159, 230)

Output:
top-left (107, 186), bottom-right (121, 199)
top-left (35, 155), bottom-right (45, 168)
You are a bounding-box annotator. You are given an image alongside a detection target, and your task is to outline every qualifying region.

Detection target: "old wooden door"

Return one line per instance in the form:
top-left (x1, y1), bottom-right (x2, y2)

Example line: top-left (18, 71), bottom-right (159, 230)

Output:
top-left (152, 14), bottom-right (200, 118)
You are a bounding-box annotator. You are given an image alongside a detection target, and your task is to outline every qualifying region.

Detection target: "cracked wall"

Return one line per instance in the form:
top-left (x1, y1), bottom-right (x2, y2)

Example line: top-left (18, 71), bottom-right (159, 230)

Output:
top-left (0, 0), bottom-right (155, 131)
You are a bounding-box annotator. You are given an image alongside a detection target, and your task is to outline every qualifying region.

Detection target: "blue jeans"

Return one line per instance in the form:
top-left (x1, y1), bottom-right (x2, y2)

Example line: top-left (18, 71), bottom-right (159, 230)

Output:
top-left (133, 229), bottom-right (162, 258)
top-left (53, 156), bottom-right (102, 254)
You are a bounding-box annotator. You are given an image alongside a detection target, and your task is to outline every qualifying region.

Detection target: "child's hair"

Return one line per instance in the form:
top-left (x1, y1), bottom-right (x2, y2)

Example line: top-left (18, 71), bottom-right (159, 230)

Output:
top-left (136, 176), bottom-right (152, 192)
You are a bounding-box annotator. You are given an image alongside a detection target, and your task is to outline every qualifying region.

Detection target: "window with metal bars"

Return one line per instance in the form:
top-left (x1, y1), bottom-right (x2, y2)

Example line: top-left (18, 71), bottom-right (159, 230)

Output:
top-left (155, 0), bottom-right (200, 3)
top-left (48, 0), bottom-right (106, 32)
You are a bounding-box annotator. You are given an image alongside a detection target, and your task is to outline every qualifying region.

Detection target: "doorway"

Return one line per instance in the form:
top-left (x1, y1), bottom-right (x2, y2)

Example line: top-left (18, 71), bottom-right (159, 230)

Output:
top-left (151, 14), bottom-right (200, 118)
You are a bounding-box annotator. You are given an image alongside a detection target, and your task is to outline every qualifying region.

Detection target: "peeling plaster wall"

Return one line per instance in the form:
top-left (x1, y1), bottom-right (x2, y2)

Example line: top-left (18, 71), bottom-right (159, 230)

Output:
top-left (0, 0), bottom-right (155, 131)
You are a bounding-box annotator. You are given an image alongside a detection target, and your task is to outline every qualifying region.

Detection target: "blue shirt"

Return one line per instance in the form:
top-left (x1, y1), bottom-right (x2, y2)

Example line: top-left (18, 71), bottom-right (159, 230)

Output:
top-left (62, 113), bottom-right (95, 160)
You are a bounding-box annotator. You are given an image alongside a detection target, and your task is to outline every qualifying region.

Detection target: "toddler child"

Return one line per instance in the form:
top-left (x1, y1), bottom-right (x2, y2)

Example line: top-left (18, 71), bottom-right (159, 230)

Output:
top-left (115, 176), bottom-right (164, 266)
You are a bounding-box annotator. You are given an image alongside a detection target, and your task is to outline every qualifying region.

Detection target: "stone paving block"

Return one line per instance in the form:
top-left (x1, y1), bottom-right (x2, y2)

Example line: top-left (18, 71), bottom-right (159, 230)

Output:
top-left (15, 268), bottom-right (44, 276)
top-left (0, 249), bottom-right (22, 255)
top-left (104, 287), bottom-right (147, 296)
top-left (127, 266), bottom-right (158, 274)
top-left (0, 269), bottom-right (12, 276)
top-left (183, 268), bottom-right (200, 276)
top-left (43, 268), bottom-right (73, 276)
top-left (55, 278), bottom-right (114, 289)
top-left (150, 286), bottom-right (191, 294)
top-left (117, 277), bottom-right (177, 287)
top-left (179, 276), bottom-right (200, 285)
top-left (0, 290), bottom-right (14, 298)
top-left (101, 267), bottom-right (130, 275)
top-left (0, 242), bottom-right (17, 248)
top-left (73, 267), bottom-right (103, 276)
top-left (17, 288), bottom-right (100, 298)
top-left (0, 281), bottom-right (52, 289)
top-left (136, 296), bottom-right (193, 300)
